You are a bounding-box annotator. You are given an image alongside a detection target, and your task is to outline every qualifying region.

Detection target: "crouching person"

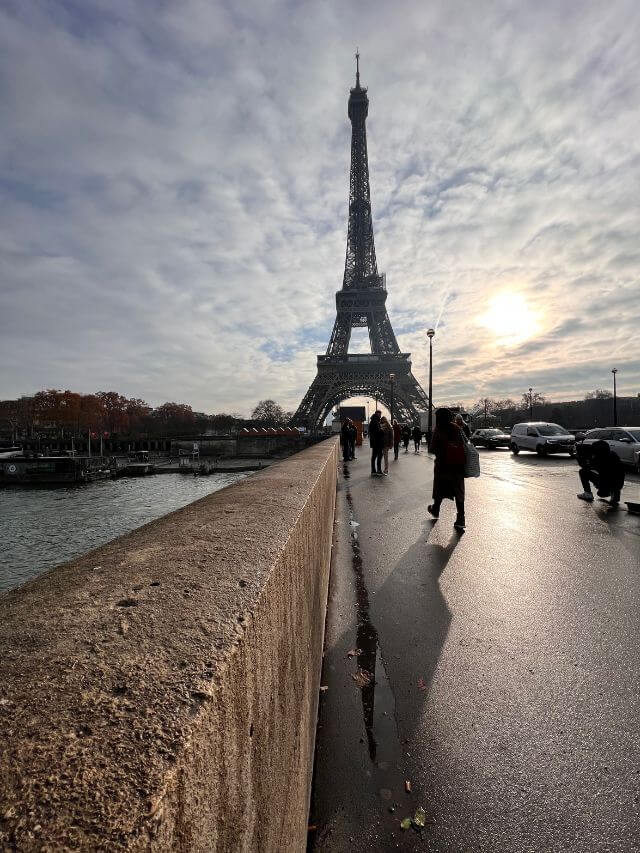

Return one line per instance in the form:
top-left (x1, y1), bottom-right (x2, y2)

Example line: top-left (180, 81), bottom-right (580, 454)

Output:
top-left (577, 440), bottom-right (625, 507)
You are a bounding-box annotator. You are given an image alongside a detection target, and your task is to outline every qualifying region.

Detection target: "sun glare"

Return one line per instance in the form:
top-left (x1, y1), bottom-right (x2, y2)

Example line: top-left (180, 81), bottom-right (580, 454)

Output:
top-left (480, 291), bottom-right (539, 345)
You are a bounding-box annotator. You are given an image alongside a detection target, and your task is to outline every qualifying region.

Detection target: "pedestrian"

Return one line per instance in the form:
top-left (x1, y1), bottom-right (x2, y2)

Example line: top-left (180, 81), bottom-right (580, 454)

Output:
top-left (455, 413), bottom-right (471, 439)
top-left (369, 410), bottom-right (384, 476)
top-left (577, 439), bottom-right (625, 506)
top-left (412, 424), bottom-right (422, 453)
top-left (402, 424), bottom-right (411, 453)
top-left (392, 419), bottom-right (402, 460)
top-left (380, 415), bottom-right (393, 474)
top-left (340, 418), bottom-right (351, 462)
top-left (428, 407), bottom-right (466, 531)
top-left (347, 419), bottom-right (357, 460)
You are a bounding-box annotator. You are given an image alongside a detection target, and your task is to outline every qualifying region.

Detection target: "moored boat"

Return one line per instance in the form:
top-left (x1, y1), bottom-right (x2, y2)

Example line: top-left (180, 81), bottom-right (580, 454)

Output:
top-left (0, 454), bottom-right (113, 486)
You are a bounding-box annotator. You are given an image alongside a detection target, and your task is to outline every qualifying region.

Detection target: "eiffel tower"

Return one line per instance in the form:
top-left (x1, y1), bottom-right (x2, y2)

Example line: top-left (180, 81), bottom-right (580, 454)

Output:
top-left (292, 55), bottom-right (430, 429)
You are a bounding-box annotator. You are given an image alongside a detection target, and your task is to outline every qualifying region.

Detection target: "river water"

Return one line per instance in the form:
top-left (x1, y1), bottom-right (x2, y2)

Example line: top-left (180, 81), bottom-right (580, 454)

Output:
top-left (0, 473), bottom-right (247, 594)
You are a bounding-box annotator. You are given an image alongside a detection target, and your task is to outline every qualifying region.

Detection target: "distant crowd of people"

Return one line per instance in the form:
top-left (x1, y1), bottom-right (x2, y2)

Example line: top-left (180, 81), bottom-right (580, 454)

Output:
top-left (340, 408), bottom-right (472, 531)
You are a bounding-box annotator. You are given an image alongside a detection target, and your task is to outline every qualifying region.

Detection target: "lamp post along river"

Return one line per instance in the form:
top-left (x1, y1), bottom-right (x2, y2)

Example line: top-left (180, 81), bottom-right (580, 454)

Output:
top-left (427, 329), bottom-right (435, 444)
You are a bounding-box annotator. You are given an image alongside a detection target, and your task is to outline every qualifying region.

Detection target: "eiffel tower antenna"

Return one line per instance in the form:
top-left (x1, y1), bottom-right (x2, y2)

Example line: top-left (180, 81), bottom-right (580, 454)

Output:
top-left (291, 66), bottom-right (430, 430)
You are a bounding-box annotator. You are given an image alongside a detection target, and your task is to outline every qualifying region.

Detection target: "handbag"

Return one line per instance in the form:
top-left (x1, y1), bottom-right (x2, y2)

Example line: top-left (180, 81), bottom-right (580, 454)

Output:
top-left (463, 435), bottom-right (481, 478)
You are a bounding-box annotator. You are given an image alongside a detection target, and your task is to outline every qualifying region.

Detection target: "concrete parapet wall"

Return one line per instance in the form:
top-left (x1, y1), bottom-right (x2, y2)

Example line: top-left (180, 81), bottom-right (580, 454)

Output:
top-left (0, 439), bottom-right (339, 851)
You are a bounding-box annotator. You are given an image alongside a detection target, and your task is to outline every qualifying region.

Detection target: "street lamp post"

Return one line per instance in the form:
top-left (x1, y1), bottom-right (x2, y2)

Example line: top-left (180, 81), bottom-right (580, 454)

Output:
top-left (389, 374), bottom-right (395, 423)
top-left (528, 387), bottom-right (533, 420)
top-left (427, 328), bottom-right (435, 444)
top-left (612, 368), bottom-right (618, 426)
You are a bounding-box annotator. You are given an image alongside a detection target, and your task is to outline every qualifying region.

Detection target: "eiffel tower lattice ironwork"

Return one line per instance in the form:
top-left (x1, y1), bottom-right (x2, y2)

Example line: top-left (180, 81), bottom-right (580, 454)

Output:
top-left (292, 56), bottom-right (430, 430)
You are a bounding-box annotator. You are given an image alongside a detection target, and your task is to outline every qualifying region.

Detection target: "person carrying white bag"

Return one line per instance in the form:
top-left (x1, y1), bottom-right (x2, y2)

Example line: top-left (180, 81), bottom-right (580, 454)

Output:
top-left (428, 407), bottom-right (476, 531)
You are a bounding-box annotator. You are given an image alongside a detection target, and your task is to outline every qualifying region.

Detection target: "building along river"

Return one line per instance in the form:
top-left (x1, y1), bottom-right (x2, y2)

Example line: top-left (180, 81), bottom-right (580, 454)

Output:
top-left (0, 472), bottom-right (246, 594)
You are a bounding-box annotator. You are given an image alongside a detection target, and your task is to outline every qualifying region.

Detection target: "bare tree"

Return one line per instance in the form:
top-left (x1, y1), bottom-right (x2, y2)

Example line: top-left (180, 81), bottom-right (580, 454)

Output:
top-left (585, 389), bottom-right (612, 399)
top-left (471, 397), bottom-right (498, 426)
top-left (251, 399), bottom-right (287, 427)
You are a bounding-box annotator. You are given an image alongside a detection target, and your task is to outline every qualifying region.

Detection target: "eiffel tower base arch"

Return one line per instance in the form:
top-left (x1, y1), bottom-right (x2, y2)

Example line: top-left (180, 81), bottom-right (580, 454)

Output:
top-left (292, 353), bottom-right (429, 431)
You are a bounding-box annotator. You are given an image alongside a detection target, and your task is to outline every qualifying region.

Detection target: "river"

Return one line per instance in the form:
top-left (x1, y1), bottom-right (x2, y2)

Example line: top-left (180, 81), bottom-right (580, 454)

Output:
top-left (0, 473), bottom-right (247, 594)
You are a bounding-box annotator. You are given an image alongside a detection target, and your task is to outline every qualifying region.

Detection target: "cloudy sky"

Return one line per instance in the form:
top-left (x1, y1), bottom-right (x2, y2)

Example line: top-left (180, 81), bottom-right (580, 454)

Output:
top-left (1, 0), bottom-right (639, 416)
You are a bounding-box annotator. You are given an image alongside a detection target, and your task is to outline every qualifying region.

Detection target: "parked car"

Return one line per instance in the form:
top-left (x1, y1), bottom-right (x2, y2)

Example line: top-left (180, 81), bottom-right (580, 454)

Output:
top-left (510, 422), bottom-right (576, 456)
top-left (576, 427), bottom-right (640, 472)
top-left (470, 428), bottom-right (511, 449)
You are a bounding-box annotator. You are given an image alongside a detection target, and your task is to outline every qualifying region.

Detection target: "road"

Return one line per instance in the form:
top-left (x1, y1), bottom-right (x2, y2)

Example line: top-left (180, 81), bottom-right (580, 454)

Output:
top-left (309, 446), bottom-right (640, 852)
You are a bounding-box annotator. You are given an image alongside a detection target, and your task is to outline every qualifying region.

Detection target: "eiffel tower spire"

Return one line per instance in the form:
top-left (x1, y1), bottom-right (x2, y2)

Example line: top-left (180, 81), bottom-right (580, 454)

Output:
top-left (343, 52), bottom-right (379, 290)
top-left (291, 62), bottom-right (430, 430)
top-left (326, 57), bottom-right (400, 357)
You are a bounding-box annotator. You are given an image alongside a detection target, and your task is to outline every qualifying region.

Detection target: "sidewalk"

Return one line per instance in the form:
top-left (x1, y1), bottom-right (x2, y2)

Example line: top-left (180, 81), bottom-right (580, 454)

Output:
top-left (308, 447), bottom-right (640, 852)
top-left (309, 448), bottom-right (440, 852)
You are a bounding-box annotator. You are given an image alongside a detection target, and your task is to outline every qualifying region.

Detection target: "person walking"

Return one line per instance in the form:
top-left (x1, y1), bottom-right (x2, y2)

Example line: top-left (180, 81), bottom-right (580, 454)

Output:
top-left (369, 410), bottom-right (384, 476)
top-left (428, 407), bottom-right (466, 531)
top-left (380, 415), bottom-right (393, 474)
top-left (347, 419), bottom-right (357, 460)
top-left (412, 424), bottom-right (422, 453)
top-left (577, 439), bottom-right (625, 506)
top-left (402, 424), bottom-right (411, 453)
top-left (392, 419), bottom-right (402, 460)
top-left (340, 419), bottom-right (351, 462)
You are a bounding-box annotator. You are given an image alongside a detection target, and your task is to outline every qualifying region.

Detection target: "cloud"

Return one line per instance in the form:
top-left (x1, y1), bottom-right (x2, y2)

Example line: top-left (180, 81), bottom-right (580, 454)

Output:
top-left (1, 0), bottom-right (639, 416)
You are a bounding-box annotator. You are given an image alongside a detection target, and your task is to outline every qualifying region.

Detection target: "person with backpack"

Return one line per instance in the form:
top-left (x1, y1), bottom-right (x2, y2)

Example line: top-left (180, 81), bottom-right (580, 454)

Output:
top-left (428, 407), bottom-right (466, 531)
top-left (412, 424), bottom-right (422, 453)
top-left (401, 424), bottom-right (411, 453)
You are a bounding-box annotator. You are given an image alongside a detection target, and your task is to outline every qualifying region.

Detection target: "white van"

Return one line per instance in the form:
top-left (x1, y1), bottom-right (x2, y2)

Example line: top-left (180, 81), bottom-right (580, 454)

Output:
top-left (510, 422), bottom-right (576, 456)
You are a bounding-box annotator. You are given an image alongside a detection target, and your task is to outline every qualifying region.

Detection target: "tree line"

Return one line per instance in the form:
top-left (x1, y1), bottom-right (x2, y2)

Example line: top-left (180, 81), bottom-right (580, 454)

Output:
top-left (0, 390), bottom-right (294, 441)
top-left (469, 390), bottom-right (640, 430)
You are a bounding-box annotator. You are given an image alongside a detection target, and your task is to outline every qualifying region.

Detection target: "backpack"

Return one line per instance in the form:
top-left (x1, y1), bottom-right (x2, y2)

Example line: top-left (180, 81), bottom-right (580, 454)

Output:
top-left (443, 435), bottom-right (465, 466)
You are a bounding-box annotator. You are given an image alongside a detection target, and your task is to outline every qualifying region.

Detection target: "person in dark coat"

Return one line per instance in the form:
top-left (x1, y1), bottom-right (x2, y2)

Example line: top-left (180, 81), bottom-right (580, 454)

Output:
top-left (347, 420), bottom-right (357, 460)
top-left (392, 419), bottom-right (402, 460)
top-left (577, 439), bottom-right (625, 506)
top-left (369, 410), bottom-right (384, 476)
top-left (428, 407), bottom-right (466, 530)
top-left (412, 425), bottom-right (422, 453)
top-left (380, 415), bottom-right (393, 474)
top-left (340, 419), bottom-right (351, 462)
top-left (402, 424), bottom-right (411, 453)
top-left (340, 419), bottom-right (349, 461)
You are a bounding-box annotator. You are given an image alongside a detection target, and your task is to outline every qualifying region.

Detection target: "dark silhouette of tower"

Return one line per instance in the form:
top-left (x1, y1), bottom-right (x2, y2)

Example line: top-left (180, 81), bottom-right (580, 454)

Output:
top-left (292, 56), bottom-right (429, 429)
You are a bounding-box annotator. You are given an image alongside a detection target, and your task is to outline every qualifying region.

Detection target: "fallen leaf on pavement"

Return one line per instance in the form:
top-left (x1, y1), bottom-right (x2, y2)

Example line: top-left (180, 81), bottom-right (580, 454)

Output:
top-left (352, 670), bottom-right (373, 689)
top-left (400, 817), bottom-right (412, 831)
top-left (413, 807), bottom-right (426, 828)
top-left (404, 780), bottom-right (412, 793)
top-left (347, 648), bottom-right (362, 658)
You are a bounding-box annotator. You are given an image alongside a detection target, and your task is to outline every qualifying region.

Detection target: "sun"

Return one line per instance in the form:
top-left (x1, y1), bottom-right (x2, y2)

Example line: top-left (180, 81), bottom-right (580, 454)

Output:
top-left (479, 291), bottom-right (540, 345)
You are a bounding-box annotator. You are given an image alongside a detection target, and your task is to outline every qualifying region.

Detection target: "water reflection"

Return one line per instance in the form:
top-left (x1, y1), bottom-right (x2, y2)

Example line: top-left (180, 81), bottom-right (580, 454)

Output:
top-left (0, 473), bottom-right (246, 594)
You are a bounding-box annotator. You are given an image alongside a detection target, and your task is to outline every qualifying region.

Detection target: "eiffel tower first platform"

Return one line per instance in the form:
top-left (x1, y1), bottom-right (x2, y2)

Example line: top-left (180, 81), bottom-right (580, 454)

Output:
top-left (291, 57), bottom-right (430, 430)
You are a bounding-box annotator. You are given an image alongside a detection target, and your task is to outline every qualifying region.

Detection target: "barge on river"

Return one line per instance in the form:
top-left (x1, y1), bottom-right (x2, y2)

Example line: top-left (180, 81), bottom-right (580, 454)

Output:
top-left (0, 454), bottom-right (113, 486)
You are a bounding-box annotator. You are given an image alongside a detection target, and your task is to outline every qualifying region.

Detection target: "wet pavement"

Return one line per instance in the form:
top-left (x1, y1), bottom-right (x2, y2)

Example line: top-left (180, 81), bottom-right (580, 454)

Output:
top-left (309, 447), bottom-right (640, 852)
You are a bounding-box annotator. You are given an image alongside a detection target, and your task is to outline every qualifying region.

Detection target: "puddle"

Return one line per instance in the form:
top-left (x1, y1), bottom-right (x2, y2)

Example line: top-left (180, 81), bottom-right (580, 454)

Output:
top-left (345, 490), bottom-right (404, 768)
